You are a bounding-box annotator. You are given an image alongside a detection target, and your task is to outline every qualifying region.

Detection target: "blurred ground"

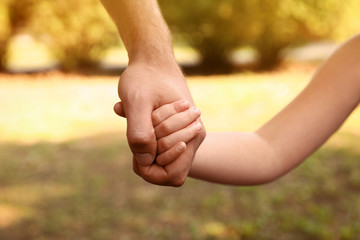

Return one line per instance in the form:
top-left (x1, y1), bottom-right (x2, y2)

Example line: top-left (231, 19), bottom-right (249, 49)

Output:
top-left (0, 72), bottom-right (123, 143)
top-left (0, 66), bottom-right (360, 239)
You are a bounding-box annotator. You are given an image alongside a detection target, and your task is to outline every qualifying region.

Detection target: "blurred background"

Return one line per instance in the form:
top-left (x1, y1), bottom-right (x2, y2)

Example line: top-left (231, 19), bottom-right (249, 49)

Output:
top-left (1, 0), bottom-right (360, 239)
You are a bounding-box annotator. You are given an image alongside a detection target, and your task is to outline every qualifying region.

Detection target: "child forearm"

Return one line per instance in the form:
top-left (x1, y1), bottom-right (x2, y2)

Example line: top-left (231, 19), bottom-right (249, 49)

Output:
top-left (189, 35), bottom-right (360, 185)
top-left (189, 132), bottom-right (280, 185)
top-left (257, 34), bottom-right (360, 169)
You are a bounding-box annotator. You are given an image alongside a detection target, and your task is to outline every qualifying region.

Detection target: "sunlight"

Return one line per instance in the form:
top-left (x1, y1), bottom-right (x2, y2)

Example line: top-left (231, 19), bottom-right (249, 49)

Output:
top-left (0, 74), bottom-right (126, 143)
top-left (0, 204), bottom-right (28, 229)
top-left (1, 69), bottom-right (359, 144)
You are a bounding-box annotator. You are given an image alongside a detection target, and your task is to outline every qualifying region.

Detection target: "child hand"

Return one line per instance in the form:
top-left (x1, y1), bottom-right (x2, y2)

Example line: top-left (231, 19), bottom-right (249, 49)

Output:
top-left (152, 100), bottom-right (202, 166)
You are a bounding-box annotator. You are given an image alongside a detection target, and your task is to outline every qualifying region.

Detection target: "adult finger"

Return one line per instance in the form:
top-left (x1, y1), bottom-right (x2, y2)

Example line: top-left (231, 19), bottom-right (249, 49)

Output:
top-left (132, 157), bottom-right (140, 176)
top-left (137, 157), bottom-right (189, 187)
top-left (137, 134), bottom-right (200, 186)
top-left (125, 102), bottom-right (157, 166)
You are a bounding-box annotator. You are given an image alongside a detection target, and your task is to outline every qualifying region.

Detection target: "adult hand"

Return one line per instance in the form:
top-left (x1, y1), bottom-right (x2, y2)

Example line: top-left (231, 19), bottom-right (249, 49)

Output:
top-left (114, 61), bottom-right (206, 186)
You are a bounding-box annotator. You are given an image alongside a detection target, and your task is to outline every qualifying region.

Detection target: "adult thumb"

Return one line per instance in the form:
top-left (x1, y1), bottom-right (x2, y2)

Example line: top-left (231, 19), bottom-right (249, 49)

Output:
top-left (125, 102), bottom-right (157, 166)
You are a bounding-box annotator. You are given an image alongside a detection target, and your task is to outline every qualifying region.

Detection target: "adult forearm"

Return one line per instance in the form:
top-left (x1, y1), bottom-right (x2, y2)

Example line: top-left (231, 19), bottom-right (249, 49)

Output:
top-left (100, 0), bottom-right (206, 186)
top-left (100, 0), bottom-right (176, 66)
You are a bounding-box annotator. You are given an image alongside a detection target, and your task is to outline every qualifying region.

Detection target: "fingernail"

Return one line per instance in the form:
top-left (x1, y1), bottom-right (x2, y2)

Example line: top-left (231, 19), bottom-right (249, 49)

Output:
top-left (192, 107), bottom-right (201, 116)
top-left (135, 153), bottom-right (154, 166)
top-left (176, 142), bottom-right (186, 152)
top-left (195, 122), bottom-right (202, 131)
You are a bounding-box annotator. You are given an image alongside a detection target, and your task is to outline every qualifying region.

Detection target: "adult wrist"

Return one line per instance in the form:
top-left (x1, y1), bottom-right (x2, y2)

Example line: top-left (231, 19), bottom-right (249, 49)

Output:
top-left (128, 46), bottom-right (181, 74)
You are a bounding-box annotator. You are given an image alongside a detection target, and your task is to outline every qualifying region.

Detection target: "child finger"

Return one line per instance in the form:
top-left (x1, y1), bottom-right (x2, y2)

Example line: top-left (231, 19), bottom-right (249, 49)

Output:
top-left (157, 120), bottom-right (203, 154)
top-left (156, 142), bottom-right (186, 166)
top-left (155, 106), bottom-right (201, 139)
top-left (114, 101), bottom-right (126, 117)
top-left (152, 100), bottom-right (190, 126)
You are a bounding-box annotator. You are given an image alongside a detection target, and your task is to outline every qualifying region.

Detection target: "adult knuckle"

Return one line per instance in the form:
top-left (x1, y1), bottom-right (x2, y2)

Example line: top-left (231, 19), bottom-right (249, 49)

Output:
top-left (127, 131), bottom-right (153, 146)
top-left (166, 170), bottom-right (187, 187)
top-left (171, 175), bottom-right (186, 187)
top-left (126, 88), bottom-right (146, 102)
top-left (140, 169), bottom-right (152, 180)
top-left (138, 167), bottom-right (156, 182)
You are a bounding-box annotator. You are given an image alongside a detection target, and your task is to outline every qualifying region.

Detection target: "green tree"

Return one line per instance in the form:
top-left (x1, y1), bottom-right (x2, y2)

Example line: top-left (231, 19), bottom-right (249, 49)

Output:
top-left (30, 0), bottom-right (118, 70)
top-left (250, 0), bottom-right (348, 70)
top-left (331, 0), bottom-right (360, 41)
top-left (0, 0), bottom-right (37, 71)
top-left (160, 0), bottom-right (358, 72)
top-left (160, 0), bottom-right (252, 73)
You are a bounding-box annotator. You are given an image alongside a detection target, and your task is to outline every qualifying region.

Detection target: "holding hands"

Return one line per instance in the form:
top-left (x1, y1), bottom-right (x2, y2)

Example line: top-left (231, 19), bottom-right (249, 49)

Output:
top-left (115, 98), bottom-right (203, 186)
top-left (101, 0), bottom-right (360, 187)
top-left (152, 100), bottom-right (202, 166)
top-left (99, 0), bottom-right (205, 186)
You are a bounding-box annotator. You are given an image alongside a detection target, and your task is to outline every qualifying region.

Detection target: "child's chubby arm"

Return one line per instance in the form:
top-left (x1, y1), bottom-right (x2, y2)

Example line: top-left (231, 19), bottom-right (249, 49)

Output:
top-left (189, 34), bottom-right (360, 185)
top-left (152, 100), bottom-right (202, 166)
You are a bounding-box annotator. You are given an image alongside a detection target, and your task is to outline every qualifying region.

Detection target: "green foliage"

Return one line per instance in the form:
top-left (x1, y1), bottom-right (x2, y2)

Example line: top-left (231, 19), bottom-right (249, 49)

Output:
top-left (160, 0), bottom-right (251, 72)
top-left (248, 0), bottom-right (347, 70)
top-left (160, 0), bottom-right (360, 71)
top-left (1, 0), bottom-right (359, 72)
top-left (30, 0), bottom-right (118, 70)
top-left (0, 4), bottom-right (9, 70)
top-left (0, 0), bottom-right (38, 71)
top-left (0, 0), bottom-right (118, 71)
top-left (332, 0), bottom-right (360, 41)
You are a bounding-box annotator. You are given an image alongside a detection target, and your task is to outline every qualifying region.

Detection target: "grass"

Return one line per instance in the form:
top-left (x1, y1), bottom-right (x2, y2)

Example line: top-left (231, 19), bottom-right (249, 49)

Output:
top-left (0, 67), bottom-right (360, 240)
